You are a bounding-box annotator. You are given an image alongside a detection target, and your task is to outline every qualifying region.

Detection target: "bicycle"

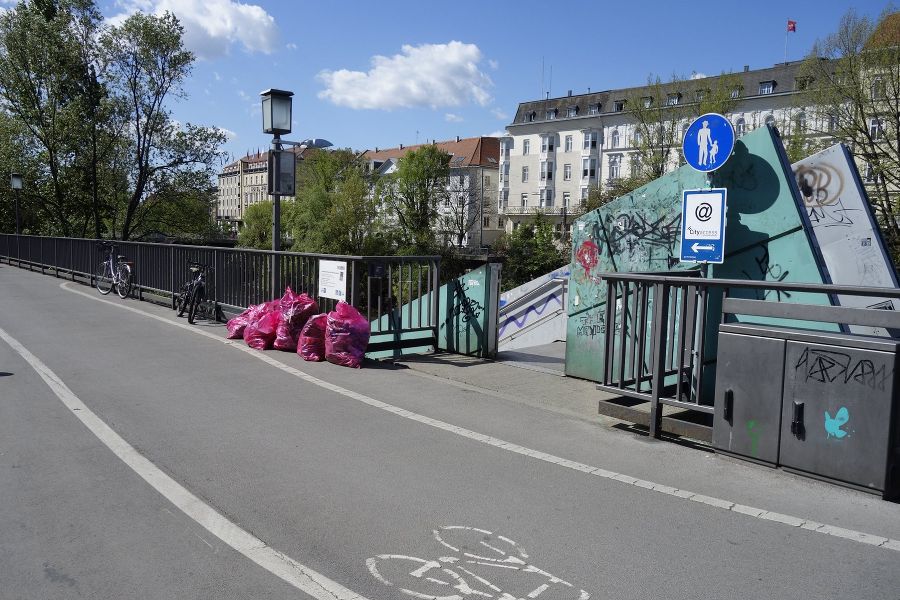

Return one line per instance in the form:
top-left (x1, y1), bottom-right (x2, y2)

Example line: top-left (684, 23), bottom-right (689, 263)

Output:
top-left (175, 261), bottom-right (212, 325)
top-left (366, 526), bottom-right (591, 600)
top-left (96, 241), bottom-right (133, 299)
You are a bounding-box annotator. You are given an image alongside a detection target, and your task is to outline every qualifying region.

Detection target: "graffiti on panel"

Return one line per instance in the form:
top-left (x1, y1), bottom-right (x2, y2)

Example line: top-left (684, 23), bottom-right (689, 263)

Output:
top-left (739, 245), bottom-right (792, 301)
top-left (498, 292), bottom-right (563, 337)
top-left (605, 212), bottom-right (680, 260)
top-left (794, 346), bottom-right (892, 391)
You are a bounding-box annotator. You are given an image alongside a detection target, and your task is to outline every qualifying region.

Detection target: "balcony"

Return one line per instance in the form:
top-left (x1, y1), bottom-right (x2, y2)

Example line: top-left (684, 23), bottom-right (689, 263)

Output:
top-left (501, 205), bottom-right (570, 216)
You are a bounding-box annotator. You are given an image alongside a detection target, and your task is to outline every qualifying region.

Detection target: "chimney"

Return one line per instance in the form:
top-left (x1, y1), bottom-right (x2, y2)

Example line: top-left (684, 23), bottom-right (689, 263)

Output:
top-left (567, 90), bottom-right (572, 97)
top-left (374, 147), bottom-right (378, 153)
top-left (456, 135), bottom-right (460, 142)
top-left (587, 87), bottom-right (591, 93)
top-left (744, 65), bottom-right (750, 72)
top-left (399, 144), bottom-right (404, 149)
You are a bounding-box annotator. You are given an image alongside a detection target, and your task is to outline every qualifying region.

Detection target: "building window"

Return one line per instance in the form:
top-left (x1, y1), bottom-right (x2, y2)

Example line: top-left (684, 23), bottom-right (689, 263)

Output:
top-left (582, 157), bottom-right (596, 179)
top-left (609, 155), bottom-right (621, 180)
top-left (695, 89), bottom-right (707, 102)
top-left (633, 128), bottom-right (642, 146)
top-left (872, 77), bottom-right (885, 100)
top-left (827, 113), bottom-right (838, 132)
top-left (563, 191), bottom-right (571, 208)
top-left (498, 217), bottom-right (505, 228)
top-left (611, 128), bottom-right (620, 148)
top-left (520, 193), bottom-right (528, 207)
top-left (546, 109), bottom-right (557, 120)
top-left (589, 104), bottom-right (600, 115)
top-left (630, 154), bottom-right (641, 176)
top-left (499, 190), bottom-right (509, 208)
top-left (523, 139), bottom-right (530, 155)
top-left (564, 164), bottom-right (572, 181)
top-left (870, 117), bottom-right (884, 140)
top-left (527, 111), bottom-right (536, 122)
top-left (521, 166), bottom-right (529, 182)
top-left (642, 96), bottom-right (653, 108)
top-left (583, 131), bottom-right (597, 150)
top-left (540, 188), bottom-right (553, 207)
top-left (580, 186), bottom-right (588, 200)
top-left (666, 93), bottom-right (681, 106)
top-left (564, 135), bottom-right (573, 152)
top-left (759, 81), bottom-right (775, 95)
top-left (540, 135), bottom-right (555, 153)
top-left (567, 106), bottom-right (578, 117)
top-left (735, 118), bottom-right (746, 136)
top-left (764, 114), bottom-right (776, 128)
top-left (864, 163), bottom-right (875, 182)
top-left (483, 216), bottom-right (490, 228)
top-left (796, 111), bottom-right (807, 133)
top-left (614, 100), bottom-right (626, 112)
top-left (540, 161), bottom-right (553, 181)
top-left (730, 87), bottom-right (741, 99)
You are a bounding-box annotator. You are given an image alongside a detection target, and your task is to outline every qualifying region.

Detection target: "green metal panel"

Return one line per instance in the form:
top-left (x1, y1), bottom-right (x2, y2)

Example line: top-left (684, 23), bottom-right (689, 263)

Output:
top-left (566, 125), bottom-right (835, 383)
top-left (366, 264), bottom-right (497, 360)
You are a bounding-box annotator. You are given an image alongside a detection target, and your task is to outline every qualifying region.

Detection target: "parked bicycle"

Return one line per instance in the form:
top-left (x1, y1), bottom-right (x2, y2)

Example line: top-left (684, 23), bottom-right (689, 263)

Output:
top-left (175, 261), bottom-right (212, 324)
top-left (96, 241), bottom-right (133, 299)
top-left (367, 526), bottom-right (590, 600)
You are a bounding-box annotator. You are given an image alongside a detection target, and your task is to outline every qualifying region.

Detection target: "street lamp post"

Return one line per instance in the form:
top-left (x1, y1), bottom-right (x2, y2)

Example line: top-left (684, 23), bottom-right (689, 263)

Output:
top-left (10, 172), bottom-right (22, 235)
top-left (260, 88), bottom-right (333, 295)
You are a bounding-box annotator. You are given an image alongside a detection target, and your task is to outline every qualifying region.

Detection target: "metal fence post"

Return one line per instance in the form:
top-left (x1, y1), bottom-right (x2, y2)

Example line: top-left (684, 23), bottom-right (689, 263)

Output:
top-left (648, 282), bottom-right (671, 439)
top-left (170, 246), bottom-right (176, 309)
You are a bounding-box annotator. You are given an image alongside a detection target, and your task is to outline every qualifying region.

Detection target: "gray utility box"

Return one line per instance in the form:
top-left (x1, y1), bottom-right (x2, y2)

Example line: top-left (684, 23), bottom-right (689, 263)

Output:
top-left (713, 323), bottom-right (900, 499)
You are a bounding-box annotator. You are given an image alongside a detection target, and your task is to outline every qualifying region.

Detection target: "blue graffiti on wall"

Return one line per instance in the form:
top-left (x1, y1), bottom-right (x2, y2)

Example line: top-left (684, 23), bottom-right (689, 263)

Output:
top-left (498, 293), bottom-right (563, 336)
top-left (824, 406), bottom-right (850, 439)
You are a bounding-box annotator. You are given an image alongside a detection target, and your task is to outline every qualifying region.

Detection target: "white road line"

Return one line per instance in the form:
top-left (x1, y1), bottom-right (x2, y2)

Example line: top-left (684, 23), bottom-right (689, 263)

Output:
top-left (55, 281), bottom-right (900, 553)
top-left (0, 323), bottom-right (367, 600)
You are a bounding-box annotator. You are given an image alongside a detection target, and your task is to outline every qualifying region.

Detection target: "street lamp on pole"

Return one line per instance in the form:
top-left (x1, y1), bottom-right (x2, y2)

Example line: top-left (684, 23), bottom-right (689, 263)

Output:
top-left (260, 89), bottom-right (333, 295)
top-left (10, 172), bottom-right (22, 235)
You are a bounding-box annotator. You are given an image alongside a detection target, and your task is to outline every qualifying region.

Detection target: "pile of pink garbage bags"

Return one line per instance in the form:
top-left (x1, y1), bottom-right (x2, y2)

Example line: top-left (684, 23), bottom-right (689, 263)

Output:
top-left (225, 287), bottom-right (371, 368)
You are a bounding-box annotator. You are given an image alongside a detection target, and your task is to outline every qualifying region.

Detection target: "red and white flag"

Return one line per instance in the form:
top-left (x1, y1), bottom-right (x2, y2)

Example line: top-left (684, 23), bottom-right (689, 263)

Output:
top-left (787, 20), bottom-right (797, 32)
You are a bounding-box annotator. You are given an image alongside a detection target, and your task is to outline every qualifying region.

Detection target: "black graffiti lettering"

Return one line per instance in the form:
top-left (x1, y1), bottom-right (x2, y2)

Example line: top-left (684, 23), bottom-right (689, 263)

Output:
top-left (606, 213), bottom-right (681, 256)
top-left (740, 245), bottom-right (792, 301)
top-left (794, 347), bottom-right (892, 391)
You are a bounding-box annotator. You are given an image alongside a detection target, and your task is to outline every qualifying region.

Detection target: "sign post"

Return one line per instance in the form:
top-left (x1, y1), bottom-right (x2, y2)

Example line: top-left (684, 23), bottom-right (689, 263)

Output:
top-left (680, 188), bottom-right (727, 264)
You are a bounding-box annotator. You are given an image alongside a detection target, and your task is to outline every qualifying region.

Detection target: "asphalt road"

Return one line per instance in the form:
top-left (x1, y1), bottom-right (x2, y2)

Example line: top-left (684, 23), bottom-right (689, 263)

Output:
top-left (1, 263), bottom-right (898, 600)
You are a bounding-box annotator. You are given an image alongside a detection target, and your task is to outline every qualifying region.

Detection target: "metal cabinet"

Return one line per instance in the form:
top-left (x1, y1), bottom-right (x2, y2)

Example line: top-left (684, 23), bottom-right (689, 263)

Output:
top-left (713, 323), bottom-right (900, 499)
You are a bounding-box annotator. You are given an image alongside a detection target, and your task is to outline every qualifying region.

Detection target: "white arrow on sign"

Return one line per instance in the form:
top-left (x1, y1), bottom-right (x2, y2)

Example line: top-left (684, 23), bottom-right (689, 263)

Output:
top-left (691, 242), bottom-right (715, 252)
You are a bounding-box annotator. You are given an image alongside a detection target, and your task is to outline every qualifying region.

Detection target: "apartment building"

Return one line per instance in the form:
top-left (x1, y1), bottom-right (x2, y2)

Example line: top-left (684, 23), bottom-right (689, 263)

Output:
top-left (216, 146), bottom-right (306, 227)
top-left (362, 136), bottom-right (501, 249)
top-left (500, 61), bottom-right (813, 234)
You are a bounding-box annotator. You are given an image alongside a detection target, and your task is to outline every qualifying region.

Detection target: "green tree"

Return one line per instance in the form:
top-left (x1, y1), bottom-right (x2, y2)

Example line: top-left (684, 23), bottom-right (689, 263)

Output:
top-left (800, 8), bottom-right (900, 254)
top-left (102, 11), bottom-right (226, 240)
top-left (379, 144), bottom-right (450, 253)
top-left (495, 212), bottom-right (566, 290)
top-left (237, 201), bottom-right (273, 249)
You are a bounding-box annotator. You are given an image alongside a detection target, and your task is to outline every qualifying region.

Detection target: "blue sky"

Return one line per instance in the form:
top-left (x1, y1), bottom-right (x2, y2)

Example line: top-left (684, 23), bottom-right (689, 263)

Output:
top-left (97, 0), bottom-right (891, 163)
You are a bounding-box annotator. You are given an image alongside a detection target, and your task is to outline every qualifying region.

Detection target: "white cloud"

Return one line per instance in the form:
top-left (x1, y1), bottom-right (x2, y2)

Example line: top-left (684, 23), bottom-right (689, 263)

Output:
top-left (484, 130), bottom-right (507, 138)
top-left (445, 113), bottom-right (464, 123)
top-left (317, 41), bottom-right (493, 110)
top-left (491, 108), bottom-right (508, 121)
top-left (109, 0), bottom-right (278, 60)
top-left (286, 42), bottom-right (298, 50)
top-left (213, 71), bottom-right (222, 81)
top-left (219, 127), bottom-right (237, 140)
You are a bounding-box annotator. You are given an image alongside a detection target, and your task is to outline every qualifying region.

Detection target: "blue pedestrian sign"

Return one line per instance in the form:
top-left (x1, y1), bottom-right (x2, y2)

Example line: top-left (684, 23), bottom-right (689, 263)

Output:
top-left (682, 113), bottom-right (735, 172)
top-left (680, 188), bottom-right (727, 264)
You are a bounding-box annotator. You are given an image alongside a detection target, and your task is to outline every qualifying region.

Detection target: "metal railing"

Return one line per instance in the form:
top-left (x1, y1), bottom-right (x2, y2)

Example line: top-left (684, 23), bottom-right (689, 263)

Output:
top-left (0, 234), bottom-right (441, 354)
top-left (597, 271), bottom-right (900, 438)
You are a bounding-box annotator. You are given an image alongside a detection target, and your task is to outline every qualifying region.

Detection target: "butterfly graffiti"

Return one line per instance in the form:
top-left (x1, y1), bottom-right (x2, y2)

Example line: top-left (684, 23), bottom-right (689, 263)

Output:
top-left (824, 406), bottom-right (850, 439)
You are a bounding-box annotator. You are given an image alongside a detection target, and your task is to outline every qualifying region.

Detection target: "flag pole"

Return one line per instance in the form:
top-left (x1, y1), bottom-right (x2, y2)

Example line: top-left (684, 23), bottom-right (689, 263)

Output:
top-left (784, 23), bottom-right (788, 64)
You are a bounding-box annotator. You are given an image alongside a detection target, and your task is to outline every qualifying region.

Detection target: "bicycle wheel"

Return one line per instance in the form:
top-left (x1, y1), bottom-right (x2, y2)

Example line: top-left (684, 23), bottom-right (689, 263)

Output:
top-left (116, 263), bottom-right (132, 299)
top-left (176, 284), bottom-right (193, 317)
top-left (187, 284), bottom-right (203, 324)
top-left (96, 261), bottom-right (113, 295)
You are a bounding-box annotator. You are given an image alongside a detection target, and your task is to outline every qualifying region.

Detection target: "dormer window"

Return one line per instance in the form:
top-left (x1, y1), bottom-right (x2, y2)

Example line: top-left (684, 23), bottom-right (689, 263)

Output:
top-left (589, 104), bottom-right (600, 115)
top-left (527, 111), bottom-right (536, 122)
top-left (642, 96), bottom-right (653, 108)
top-left (614, 100), bottom-right (626, 112)
top-left (730, 87), bottom-right (742, 99)
top-left (545, 108), bottom-right (557, 120)
top-left (759, 80), bottom-right (775, 95)
top-left (567, 106), bottom-right (578, 117)
top-left (666, 93), bottom-right (681, 106)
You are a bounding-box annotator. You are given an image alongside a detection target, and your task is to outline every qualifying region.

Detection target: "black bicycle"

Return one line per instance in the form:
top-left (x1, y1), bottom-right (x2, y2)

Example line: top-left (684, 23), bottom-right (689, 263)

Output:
top-left (96, 241), bottom-right (132, 299)
top-left (175, 261), bottom-right (212, 324)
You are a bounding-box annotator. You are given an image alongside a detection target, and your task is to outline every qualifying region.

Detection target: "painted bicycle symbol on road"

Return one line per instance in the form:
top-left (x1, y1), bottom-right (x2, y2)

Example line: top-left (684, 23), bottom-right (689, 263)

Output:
top-left (694, 203), bottom-right (713, 222)
top-left (366, 526), bottom-right (591, 600)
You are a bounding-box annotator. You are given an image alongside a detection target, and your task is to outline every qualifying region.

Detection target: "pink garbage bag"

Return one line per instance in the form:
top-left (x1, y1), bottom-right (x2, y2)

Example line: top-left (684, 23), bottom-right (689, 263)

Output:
top-left (298, 313), bottom-right (328, 361)
top-left (274, 287), bottom-right (319, 351)
top-left (226, 306), bottom-right (255, 339)
top-left (325, 302), bottom-right (370, 368)
top-left (244, 308), bottom-right (280, 350)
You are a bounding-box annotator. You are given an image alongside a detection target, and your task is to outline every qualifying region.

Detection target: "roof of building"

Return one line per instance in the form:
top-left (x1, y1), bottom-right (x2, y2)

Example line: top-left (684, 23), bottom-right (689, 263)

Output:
top-left (867, 12), bottom-right (900, 49)
top-left (361, 136), bottom-right (500, 168)
top-left (511, 60), bottom-right (809, 125)
top-left (220, 145), bottom-right (309, 173)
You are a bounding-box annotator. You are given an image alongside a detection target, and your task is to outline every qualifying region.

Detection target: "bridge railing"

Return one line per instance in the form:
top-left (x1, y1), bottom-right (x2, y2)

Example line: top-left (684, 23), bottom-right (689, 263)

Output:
top-left (596, 271), bottom-right (900, 439)
top-left (0, 234), bottom-right (442, 354)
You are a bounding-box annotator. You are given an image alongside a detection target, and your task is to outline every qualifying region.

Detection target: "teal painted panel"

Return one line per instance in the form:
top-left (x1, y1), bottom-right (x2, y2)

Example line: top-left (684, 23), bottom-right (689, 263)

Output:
top-left (366, 264), bottom-right (497, 360)
top-left (566, 125), bottom-right (835, 384)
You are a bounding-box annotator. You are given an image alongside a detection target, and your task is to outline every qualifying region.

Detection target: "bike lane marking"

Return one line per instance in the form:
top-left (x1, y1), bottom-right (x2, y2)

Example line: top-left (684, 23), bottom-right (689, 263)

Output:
top-left (0, 322), bottom-right (369, 600)
top-left (54, 281), bottom-right (900, 554)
